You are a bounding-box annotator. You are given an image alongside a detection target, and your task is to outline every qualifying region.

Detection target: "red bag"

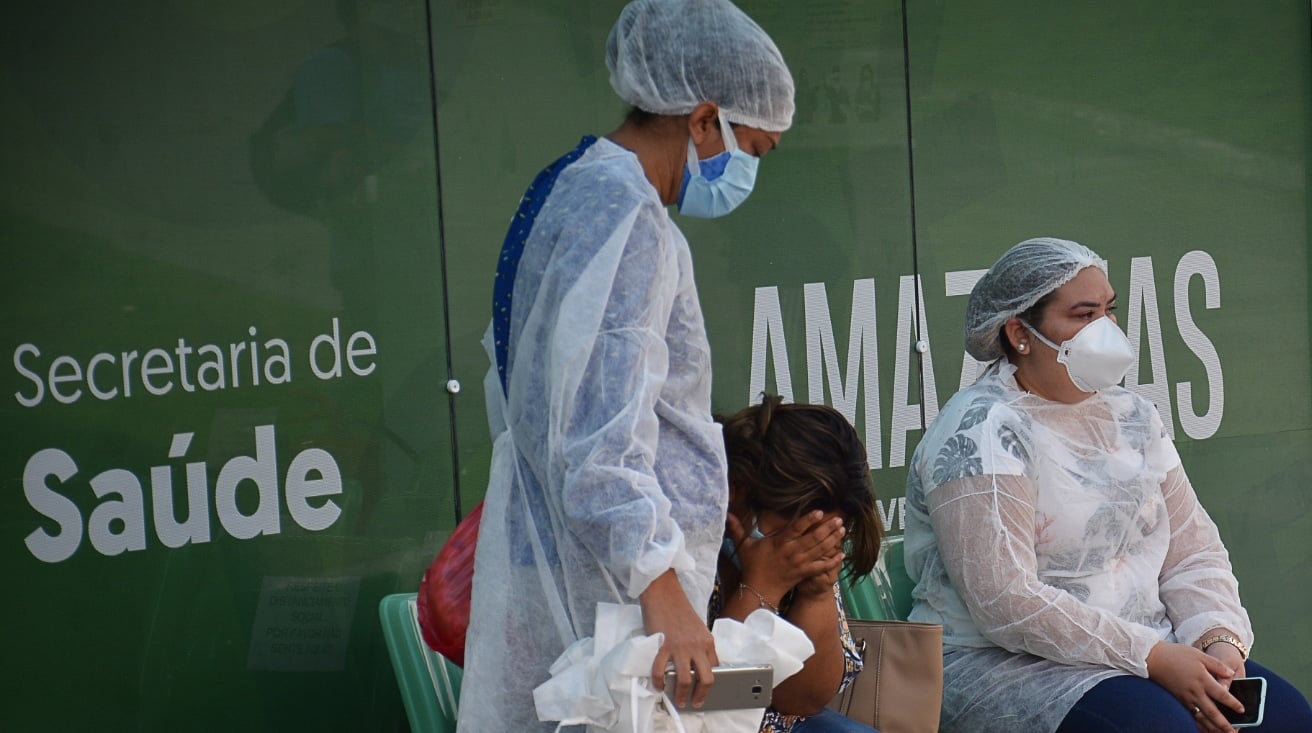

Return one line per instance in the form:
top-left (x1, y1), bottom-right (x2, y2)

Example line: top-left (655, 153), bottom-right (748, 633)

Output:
top-left (417, 501), bottom-right (483, 667)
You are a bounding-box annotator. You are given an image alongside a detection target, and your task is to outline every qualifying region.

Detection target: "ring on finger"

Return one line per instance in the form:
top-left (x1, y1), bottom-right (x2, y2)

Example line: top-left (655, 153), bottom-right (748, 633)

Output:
top-left (1191, 704), bottom-right (1202, 717)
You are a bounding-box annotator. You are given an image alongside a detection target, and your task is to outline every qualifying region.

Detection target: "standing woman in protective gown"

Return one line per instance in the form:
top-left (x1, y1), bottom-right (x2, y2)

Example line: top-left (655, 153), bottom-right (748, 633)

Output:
top-left (458, 1), bottom-right (796, 729)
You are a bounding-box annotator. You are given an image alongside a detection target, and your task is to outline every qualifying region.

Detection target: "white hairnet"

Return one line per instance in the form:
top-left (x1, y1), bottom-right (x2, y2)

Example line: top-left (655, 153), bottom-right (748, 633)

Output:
top-left (964, 237), bottom-right (1105, 361)
top-left (606, 0), bottom-right (795, 132)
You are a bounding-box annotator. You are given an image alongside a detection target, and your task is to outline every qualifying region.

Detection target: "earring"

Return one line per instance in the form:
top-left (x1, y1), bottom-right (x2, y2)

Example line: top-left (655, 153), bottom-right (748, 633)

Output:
top-left (1018, 342), bottom-right (1028, 352)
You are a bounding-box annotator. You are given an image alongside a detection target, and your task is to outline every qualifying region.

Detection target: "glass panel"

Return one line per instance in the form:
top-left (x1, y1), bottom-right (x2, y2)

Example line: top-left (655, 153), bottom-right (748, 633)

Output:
top-left (693, 0), bottom-right (918, 527)
top-left (1, 2), bottom-right (452, 727)
top-left (908, 0), bottom-right (1312, 689)
top-left (430, 1), bottom-right (625, 515)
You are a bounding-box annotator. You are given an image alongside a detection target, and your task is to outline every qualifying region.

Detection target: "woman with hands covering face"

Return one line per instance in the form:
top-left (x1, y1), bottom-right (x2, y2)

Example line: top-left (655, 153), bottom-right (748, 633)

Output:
top-left (711, 395), bottom-right (884, 733)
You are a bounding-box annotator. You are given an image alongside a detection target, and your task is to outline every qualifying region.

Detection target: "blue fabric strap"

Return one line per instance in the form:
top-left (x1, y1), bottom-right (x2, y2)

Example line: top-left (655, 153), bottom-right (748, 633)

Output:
top-left (492, 135), bottom-right (598, 395)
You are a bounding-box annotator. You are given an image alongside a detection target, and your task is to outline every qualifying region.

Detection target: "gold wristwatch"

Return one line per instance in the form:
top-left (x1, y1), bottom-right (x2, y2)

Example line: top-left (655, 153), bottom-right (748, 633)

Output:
top-left (1198, 632), bottom-right (1249, 660)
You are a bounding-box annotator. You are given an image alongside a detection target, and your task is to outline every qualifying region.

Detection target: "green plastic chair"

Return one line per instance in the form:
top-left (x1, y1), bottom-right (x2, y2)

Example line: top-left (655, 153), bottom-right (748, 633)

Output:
top-left (375, 538), bottom-right (910, 731)
top-left (841, 535), bottom-right (915, 621)
top-left (379, 592), bottom-right (462, 732)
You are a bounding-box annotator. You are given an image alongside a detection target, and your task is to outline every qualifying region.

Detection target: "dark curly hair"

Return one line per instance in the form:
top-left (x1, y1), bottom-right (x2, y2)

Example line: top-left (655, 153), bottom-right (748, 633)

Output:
top-left (718, 394), bottom-right (882, 580)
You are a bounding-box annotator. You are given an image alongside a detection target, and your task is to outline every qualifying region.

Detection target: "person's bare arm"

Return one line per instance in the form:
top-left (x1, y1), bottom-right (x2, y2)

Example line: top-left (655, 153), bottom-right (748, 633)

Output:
top-left (642, 570), bottom-right (719, 708)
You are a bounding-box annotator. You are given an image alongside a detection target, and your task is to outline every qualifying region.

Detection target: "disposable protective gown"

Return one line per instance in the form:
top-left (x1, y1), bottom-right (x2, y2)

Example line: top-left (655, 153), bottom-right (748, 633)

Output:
top-left (458, 137), bottom-right (729, 731)
top-left (904, 360), bottom-right (1252, 733)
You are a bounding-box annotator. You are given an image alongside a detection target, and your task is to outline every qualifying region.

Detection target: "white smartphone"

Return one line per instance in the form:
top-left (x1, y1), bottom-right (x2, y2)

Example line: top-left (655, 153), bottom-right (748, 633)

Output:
top-left (661, 663), bottom-right (773, 712)
top-left (1223, 676), bottom-right (1267, 728)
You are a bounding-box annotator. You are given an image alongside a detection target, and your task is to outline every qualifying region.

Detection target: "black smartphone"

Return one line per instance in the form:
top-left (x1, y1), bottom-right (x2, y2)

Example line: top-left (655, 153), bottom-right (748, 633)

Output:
top-left (1223, 677), bottom-right (1267, 728)
top-left (661, 664), bottom-right (773, 712)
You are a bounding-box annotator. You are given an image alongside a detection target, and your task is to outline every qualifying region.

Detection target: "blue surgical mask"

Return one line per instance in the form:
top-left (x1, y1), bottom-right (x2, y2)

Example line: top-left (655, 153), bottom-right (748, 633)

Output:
top-left (677, 115), bottom-right (759, 218)
top-left (722, 513), bottom-right (767, 570)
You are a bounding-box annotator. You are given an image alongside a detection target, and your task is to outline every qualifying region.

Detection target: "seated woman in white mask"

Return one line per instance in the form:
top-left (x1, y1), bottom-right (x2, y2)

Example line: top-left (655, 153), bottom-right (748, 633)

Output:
top-left (902, 237), bottom-right (1312, 733)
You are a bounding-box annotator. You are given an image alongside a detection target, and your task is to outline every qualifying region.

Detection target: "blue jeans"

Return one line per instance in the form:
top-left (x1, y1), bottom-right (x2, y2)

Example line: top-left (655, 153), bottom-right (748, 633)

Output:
top-left (790, 708), bottom-right (879, 732)
top-left (1056, 660), bottom-right (1312, 732)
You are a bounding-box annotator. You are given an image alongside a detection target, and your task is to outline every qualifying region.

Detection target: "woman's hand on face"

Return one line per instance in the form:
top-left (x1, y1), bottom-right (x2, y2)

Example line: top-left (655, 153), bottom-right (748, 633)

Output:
top-left (728, 510), bottom-right (846, 598)
top-left (1145, 641), bottom-right (1244, 733)
top-left (784, 514), bottom-right (847, 601)
top-left (793, 552), bottom-right (844, 599)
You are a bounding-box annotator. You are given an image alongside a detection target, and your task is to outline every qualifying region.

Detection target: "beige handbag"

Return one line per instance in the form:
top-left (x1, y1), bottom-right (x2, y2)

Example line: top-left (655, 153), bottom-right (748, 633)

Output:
top-left (827, 619), bottom-right (944, 733)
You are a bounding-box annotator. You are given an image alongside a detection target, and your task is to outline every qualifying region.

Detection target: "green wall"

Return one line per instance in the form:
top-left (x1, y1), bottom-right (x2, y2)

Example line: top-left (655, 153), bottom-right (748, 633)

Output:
top-left (1, 1), bottom-right (1308, 729)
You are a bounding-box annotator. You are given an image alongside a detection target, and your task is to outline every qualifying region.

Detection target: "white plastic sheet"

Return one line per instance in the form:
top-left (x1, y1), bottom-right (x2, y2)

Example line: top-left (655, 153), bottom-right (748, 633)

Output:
top-left (535, 603), bottom-right (814, 733)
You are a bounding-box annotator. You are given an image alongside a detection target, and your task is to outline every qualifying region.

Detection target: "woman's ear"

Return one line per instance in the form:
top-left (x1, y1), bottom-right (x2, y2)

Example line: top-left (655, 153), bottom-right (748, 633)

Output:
top-left (1003, 317), bottom-right (1030, 355)
top-left (687, 101), bottom-right (721, 147)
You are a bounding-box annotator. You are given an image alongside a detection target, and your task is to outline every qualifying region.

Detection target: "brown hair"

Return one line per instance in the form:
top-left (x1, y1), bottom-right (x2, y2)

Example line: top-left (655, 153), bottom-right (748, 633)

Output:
top-left (1000, 289), bottom-right (1057, 360)
top-left (719, 394), bottom-right (882, 580)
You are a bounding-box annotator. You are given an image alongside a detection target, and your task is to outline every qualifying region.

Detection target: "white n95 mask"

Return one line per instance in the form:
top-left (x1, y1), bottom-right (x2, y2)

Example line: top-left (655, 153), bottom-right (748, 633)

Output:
top-left (1023, 316), bottom-right (1135, 393)
top-left (677, 114), bottom-right (759, 219)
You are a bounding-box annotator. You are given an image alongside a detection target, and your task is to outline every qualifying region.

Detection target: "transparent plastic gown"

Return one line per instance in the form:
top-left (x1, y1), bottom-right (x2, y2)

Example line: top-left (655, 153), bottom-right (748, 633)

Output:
top-left (458, 138), bottom-right (729, 731)
top-left (904, 360), bottom-right (1251, 733)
